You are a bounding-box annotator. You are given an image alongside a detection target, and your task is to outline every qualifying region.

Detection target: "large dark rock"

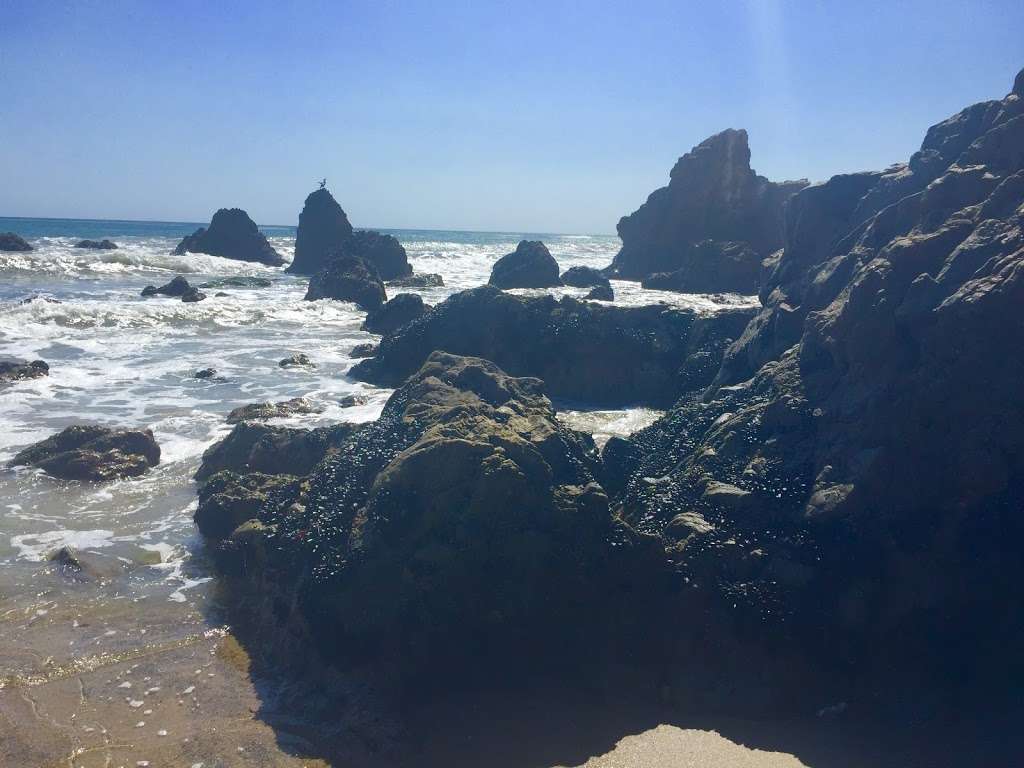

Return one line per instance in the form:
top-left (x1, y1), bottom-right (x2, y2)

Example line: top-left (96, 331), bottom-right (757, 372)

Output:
top-left (173, 208), bottom-right (284, 266)
top-left (195, 471), bottom-right (300, 541)
top-left (305, 254), bottom-right (387, 309)
top-left (288, 188), bottom-right (354, 275)
top-left (361, 293), bottom-right (429, 336)
top-left (196, 352), bottom-right (660, 677)
top-left (342, 230), bottom-right (411, 281)
top-left (10, 425), bottom-right (160, 481)
top-left (0, 232), bottom-right (32, 252)
top-left (560, 265), bottom-right (610, 289)
top-left (608, 129), bottom-right (807, 282)
top-left (489, 240), bottom-right (561, 288)
top-left (609, 67), bottom-right (1024, 709)
top-left (141, 275), bottom-right (192, 297)
top-left (0, 359), bottom-right (49, 385)
top-left (75, 239), bottom-right (118, 249)
top-left (640, 240), bottom-right (761, 294)
top-left (585, 284), bottom-right (614, 301)
top-left (351, 285), bottom-right (754, 407)
top-left (194, 421), bottom-right (355, 481)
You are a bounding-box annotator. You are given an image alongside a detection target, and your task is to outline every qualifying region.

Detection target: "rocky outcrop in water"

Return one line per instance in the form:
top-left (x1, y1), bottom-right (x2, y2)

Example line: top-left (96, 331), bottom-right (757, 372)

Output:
top-left (278, 353), bottom-right (315, 368)
top-left (0, 232), bottom-right (33, 251)
top-left (305, 254), bottom-right (387, 309)
top-left (640, 240), bottom-right (762, 294)
top-left (608, 129), bottom-right (807, 285)
top-left (585, 283), bottom-right (614, 301)
top-left (560, 265), bottom-right (610, 289)
top-left (75, 239), bottom-right (118, 249)
top-left (288, 188), bottom-right (355, 275)
top-left (0, 359), bottom-right (49, 385)
top-left (606, 67), bottom-right (1024, 707)
top-left (181, 286), bottom-right (206, 302)
top-left (351, 285), bottom-right (755, 407)
top-left (226, 397), bottom-right (323, 424)
top-left (10, 425), bottom-right (160, 481)
top-left (387, 272), bottom-right (444, 288)
top-left (173, 208), bottom-right (284, 266)
top-left (361, 293), bottom-right (429, 336)
top-left (488, 240), bottom-right (561, 288)
top-left (194, 421), bottom-right (355, 481)
top-left (142, 275), bottom-right (191, 297)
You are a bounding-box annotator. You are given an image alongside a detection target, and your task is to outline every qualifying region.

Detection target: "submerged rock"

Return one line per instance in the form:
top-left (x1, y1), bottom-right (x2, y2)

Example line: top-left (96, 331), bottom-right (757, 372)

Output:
top-left (181, 286), bottom-right (207, 303)
top-left (387, 272), bottom-right (444, 288)
top-left (641, 240), bottom-right (762, 294)
top-left (197, 276), bottom-right (273, 289)
top-left (48, 546), bottom-right (129, 583)
top-left (278, 353), bottom-right (315, 368)
top-left (194, 368), bottom-right (218, 379)
top-left (361, 293), bottom-right (429, 336)
top-left (10, 425), bottom-right (160, 481)
top-left (351, 285), bottom-right (754, 407)
top-left (305, 254), bottom-right (386, 309)
top-left (0, 359), bottom-right (49, 385)
top-left (173, 208), bottom-right (284, 266)
top-left (560, 265), bottom-right (610, 289)
top-left (489, 240), bottom-right (561, 288)
top-left (226, 396), bottom-right (324, 424)
top-left (288, 187), bottom-right (354, 275)
top-left (339, 394), bottom-right (367, 407)
top-left (74, 239), bottom-right (118, 249)
top-left (608, 129), bottom-right (807, 283)
top-left (0, 232), bottom-right (32, 252)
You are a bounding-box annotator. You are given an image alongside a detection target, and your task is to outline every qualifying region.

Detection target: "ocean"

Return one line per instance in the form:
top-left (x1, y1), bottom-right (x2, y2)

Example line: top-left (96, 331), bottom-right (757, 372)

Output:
top-left (0, 216), bottom-right (756, 765)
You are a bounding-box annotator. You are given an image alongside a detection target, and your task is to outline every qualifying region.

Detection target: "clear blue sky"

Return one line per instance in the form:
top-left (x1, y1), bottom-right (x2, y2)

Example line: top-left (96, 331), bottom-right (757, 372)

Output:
top-left (1, 1), bottom-right (1021, 233)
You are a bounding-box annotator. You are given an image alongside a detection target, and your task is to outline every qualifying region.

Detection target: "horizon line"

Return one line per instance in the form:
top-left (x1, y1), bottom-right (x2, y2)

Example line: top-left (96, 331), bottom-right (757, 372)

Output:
top-left (0, 214), bottom-right (617, 239)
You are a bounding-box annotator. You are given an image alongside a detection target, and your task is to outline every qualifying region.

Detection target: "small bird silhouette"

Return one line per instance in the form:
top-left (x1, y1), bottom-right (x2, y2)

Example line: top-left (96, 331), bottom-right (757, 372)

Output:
top-left (319, 178), bottom-right (327, 190)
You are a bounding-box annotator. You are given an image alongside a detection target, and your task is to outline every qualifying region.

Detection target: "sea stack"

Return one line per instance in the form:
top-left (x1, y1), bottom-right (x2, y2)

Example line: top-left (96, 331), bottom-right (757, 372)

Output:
top-left (288, 187), bottom-right (354, 275)
top-left (608, 129), bottom-right (808, 288)
top-left (488, 240), bottom-right (561, 288)
top-left (0, 232), bottom-right (33, 252)
top-left (173, 208), bottom-right (284, 266)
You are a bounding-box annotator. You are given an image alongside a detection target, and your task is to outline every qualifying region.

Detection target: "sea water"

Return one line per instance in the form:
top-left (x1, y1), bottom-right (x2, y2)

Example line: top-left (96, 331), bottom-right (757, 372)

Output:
top-left (0, 216), bottom-right (757, 764)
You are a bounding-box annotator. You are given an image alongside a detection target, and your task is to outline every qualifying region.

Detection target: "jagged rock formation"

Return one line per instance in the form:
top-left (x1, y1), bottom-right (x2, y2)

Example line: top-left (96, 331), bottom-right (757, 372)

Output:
top-left (361, 293), bottom-right (429, 336)
top-left (388, 272), bottom-right (444, 288)
top-left (0, 232), bottom-right (33, 251)
top-left (142, 275), bottom-right (191, 297)
top-left (608, 67), bottom-right (1024, 706)
top-left (641, 240), bottom-right (761, 294)
top-left (226, 397), bottom-right (324, 424)
top-left (288, 188), bottom-right (354, 275)
top-left (0, 359), bottom-right (49, 386)
top-left (74, 239), bottom-right (117, 249)
top-left (10, 425), bottom-right (160, 481)
top-left (608, 129), bottom-right (807, 287)
top-left (351, 285), bottom-right (754, 407)
top-left (488, 240), bottom-right (561, 288)
top-left (195, 353), bottom-right (661, 677)
top-left (173, 208), bottom-right (284, 266)
top-left (288, 187), bottom-right (412, 279)
top-left (304, 254), bottom-right (387, 309)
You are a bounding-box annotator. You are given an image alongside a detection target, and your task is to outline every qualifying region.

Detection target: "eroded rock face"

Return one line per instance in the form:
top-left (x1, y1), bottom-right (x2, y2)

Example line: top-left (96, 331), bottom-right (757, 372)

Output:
top-left (196, 353), bottom-right (660, 676)
top-left (608, 129), bottom-right (808, 283)
top-left (305, 254), bottom-right (386, 309)
top-left (10, 425), bottom-right (160, 481)
top-left (0, 359), bottom-right (49, 385)
top-left (351, 285), bottom-right (754, 407)
top-left (610, 67), bottom-right (1024, 705)
top-left (288, 188), bottom-right (354, 275)
top-left (173, 209), bottom-right (284, 266)
top-left (0, 232), bottom-right (32, 252)
top-left (489, 240), bottom-right (561, 288)
top-left (75, 239), bottom-right (117, 249)
top-left (361, 293), bottom-right (429, 336)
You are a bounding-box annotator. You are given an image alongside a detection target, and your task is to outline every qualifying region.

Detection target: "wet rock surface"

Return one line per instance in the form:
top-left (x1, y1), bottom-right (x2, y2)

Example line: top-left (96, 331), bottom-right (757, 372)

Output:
top-left (351, 285), bottom-right (754, 407)
top-left (10, 424), bottom-right (160, 481)
top-left (641, 240), bottom-right (762, 294)
top-left (173, 208), bottom-right (284, 266)
top-left (226, 396), bottom-right (324, 424)
top-left (305, 254), bottom-right (387, 309)
top-left (388, 272), bottom-right (444, 288)
top-left (141, 274), bottom-right (192, 297)
top-left (361, 292), bottom-right (429, 336)
top-left (560, 265), bottom-right (610, 288)
top-left (278, 353), bottom-right (315, 368)
top-left (74, 238), bottom-right (118, 249)
top-left (489, 240), bottom-right (561, 288)
top-left (0, 358), bottom-right (49, 385)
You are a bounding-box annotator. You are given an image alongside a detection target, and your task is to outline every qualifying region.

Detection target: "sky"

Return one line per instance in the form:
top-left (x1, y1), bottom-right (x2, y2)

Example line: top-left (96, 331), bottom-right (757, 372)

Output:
top-left (1, 1), bottom-right (1022, 234)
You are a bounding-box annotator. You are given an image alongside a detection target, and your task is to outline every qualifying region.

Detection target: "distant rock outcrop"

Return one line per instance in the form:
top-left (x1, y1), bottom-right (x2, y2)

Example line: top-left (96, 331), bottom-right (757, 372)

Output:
top-left (173, 208), bottom-right (284, 266)
top-left (75, 239), bottom-right (118, 250)
top-left (288, 188), bottom-right (354, 275)
top-left (608, 129), bottom-right (807, 285)
top-left (351, 285), bottom-right (754, 407)
top-left (361, 293), bottom-right (429, 336)
top-left (489, 240), bottom-right (561, 288)
top-left (10, 425), bottom-right (160, 481)
top-left (0, 232), bottom-right (33, 252)
top-left (0, 359), bottom-right (49, 386)
top-left (305, 254), bottom-right (387, 309)
top-left (388, 272), bottom-right (444, 288)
